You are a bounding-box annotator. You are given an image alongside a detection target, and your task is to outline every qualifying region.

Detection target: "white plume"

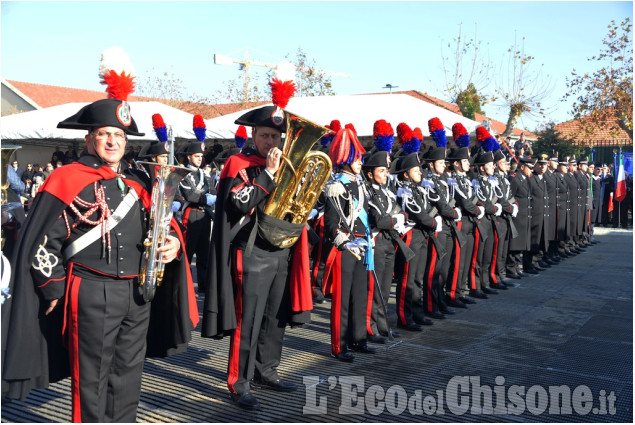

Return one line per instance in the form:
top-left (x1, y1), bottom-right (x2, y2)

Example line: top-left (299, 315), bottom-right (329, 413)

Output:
top-left (274, 61), bottom-right (296, 82)
top-left (99, 46), bottom-right (136, 78)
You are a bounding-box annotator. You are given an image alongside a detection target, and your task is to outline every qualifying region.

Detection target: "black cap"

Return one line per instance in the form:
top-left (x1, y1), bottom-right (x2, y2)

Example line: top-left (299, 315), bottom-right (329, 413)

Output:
top-left (568, 156), bottom-right (578, 164)
top-left (518, 156), bottom-right (536, 168)
top-left (392, 153), bottom-right (421, 174)
top-left (446, 147), bottom-right (470, 161)
top-left (493, 149), bottom-right (506, 162)
top-left (577, 158), bottom-right (588, 165)
top-left (362, 151), bottom-right (390, 169)
top-left (474, 151), bottom-right (495, 165)
top-left (215, 148), bottom-right (241, 164)
top-left (138, 141), bottom-right (169, 159)
top-left (234, 106), bottom-right (287, 133)
top-left (181, 141), bottom-right (205, 155)
top-left (537, 154), bottom-right (549, 164)
top-left (57, 98), bottom-right (144, 136)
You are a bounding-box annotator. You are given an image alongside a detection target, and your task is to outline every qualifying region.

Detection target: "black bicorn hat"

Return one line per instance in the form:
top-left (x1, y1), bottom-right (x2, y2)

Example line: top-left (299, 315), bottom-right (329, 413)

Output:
top-left (493, 149), bottom-right (506, 162)
top-left (446, 147), bottom-right (470, 161)
top-left (391, 153), bottom-right (421, 174)
top-left (474, 150), bottom-right (495, 165)
top-left (234, 105), bottom-right (287, 133)
top-left (215, 147), bottom-right (241, 164)
top-left (424, 146), bottom-right (446, 162)
top-left (57, 98), bottom-right (144, 136)
top-left (362, 151), bottom-right (390, 169)
top-left (138, 141), bottom-right (169, 159)
top-left (181, 141), bottom-right (205, 155)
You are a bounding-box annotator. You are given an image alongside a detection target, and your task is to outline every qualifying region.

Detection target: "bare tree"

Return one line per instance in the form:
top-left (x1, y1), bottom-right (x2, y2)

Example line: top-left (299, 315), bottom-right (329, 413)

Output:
top-left (564, 18), bottom-right (633, 141)
top-left (494, 34), bottom-right (554, 137)
top-left (287, 48), bottom-right (336, 97)
top-left (440, 23), bottom-right (494, 119)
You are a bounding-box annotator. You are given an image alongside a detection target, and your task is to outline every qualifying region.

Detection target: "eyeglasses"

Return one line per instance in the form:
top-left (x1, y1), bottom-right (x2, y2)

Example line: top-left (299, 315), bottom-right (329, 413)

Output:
top-left (92, 130), bottom-right (126, 141)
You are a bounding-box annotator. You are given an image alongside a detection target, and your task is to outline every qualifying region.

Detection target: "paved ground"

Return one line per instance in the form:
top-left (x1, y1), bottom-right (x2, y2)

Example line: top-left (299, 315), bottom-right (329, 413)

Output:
top-left (2, 228), bottom-right (632, 423)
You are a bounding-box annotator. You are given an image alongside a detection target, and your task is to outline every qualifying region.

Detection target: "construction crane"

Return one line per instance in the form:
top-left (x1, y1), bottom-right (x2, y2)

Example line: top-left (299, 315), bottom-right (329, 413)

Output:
top-left (213, 47), bottom-right (349, 101)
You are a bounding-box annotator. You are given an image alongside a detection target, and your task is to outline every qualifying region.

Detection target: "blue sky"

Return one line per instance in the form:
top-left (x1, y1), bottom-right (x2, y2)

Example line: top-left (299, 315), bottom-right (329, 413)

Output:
top-left (1, 1), bottom-right (632, 131)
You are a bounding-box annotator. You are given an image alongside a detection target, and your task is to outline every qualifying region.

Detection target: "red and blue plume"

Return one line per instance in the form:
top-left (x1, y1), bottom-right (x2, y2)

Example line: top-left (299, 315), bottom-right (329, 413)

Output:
top-left (152, 114), bottom-right (168, 143)
top-left (235, 125), bottom-right (248, 149)
top-left (428, 117), bottom-right (447, 148)
top-left (476, 126), bottom-right (500, 152)
top-left (345, 123), bottom-right (357, 134)
top-left (99, 47), bottom-right (136, 101)
top-left (397, 123), bottom-right (420, 155)
top-left (373, 119), bottom-right (395, 152)
top-left (328, 128), bottom-right (366, 167)
top-left (193, 114), bottom-right (207, 142)
top-left (452, 123), bottom-right (471, 148)
top-left (330, 120), bottom-right (342, 133)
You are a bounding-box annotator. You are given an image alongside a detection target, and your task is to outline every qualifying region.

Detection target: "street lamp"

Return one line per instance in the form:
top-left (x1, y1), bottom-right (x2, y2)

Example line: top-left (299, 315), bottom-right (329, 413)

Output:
top-left (382, 83), bottom-right (399, 94)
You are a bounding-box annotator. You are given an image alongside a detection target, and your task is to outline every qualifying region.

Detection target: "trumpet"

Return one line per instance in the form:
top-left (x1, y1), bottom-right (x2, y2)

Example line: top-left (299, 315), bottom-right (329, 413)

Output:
top-left (137, 162), bottom-right (191, 302)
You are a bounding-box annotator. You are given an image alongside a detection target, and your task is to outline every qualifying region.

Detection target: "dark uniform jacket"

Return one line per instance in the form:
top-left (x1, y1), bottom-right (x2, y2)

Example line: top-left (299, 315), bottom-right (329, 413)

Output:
top-left (450, 172), bottom-right (482, 218)
top-left (555, 171), bottom-right (571, 240)
top-left (179, 165), bottom-right (216, 218)
top-left (591, 175), bottom-right (602, 223)
top-left (565, 172), bottom-right (580, 237)
top-left (575, 171), bottom-right (589, 233)
top-left (529, 173), bottom-right (549, 252)
top-left (396, 180), bottom-right (436, 233)
top-left (509, 173), bottom-right (532, 252)
top-left (2, 155), bottom-right (198, 401)
top-left (544, 170), bottom-right (559, 240)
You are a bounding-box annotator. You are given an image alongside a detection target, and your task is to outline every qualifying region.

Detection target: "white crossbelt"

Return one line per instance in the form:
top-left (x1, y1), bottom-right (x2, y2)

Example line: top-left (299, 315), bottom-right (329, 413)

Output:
top-left (63, 190), bottom-right (139, 261)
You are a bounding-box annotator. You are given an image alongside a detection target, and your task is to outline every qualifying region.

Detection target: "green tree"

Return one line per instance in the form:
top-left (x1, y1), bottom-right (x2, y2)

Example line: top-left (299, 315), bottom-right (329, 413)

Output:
top-left (532, 122), bottom-right (582, 159)
top-left (564, 18), bottom-right (633, 141)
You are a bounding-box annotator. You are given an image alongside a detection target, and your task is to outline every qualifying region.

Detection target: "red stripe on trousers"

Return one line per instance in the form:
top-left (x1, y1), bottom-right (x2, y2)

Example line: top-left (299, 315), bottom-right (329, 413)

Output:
top-left (67, 273), bottom-right (82, 423)
top-left (227, 248), bottom-right (244, 394)
top-left (425, 236), bottom-right (438, 312)
top-left (366, 271), bottom-right (374, 335)
top-left (449, 221), bottom-right (462, 300)
top-left (397, 231), bottom-right (412, 325)
top-left (330, 253), bottom-right (343, 354)
top-left (490, 227), bottom-right (499, 284)
top-left (470, 226), bottom-right (481, 290)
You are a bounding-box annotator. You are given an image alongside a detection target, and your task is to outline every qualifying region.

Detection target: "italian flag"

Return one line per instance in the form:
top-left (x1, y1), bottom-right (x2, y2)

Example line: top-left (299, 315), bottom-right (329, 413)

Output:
top-left (614, 154), bottom-right (627, 202)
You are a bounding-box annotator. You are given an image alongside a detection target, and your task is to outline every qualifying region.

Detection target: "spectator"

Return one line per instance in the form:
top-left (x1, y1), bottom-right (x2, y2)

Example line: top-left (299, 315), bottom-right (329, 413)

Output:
top-left (65, 148), bottom-right (79, 163)
top-left (32, 163), bottom-right (44, 180)
top-left (51, 146), bottom-right (66, 164)
top-left (10, 160), bottom-right (23, 180)
top-left (42, 162), bottom-right (55, 180)
top-left (21, 163), bottom-right (35, 185)
top-left (6, 164), bottom-right (25, 198)
top-left (30, 175), bottom-right (44, 200)
top-left (212, 139), bottom-right (224, 156)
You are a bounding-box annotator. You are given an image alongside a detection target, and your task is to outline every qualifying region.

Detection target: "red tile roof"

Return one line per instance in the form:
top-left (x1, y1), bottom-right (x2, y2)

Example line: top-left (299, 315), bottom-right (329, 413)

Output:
top-left (554, 111), bottom-right (631, 146)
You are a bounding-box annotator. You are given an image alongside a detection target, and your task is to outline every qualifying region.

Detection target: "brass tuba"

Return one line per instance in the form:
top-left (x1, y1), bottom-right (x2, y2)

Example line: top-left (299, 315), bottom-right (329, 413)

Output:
top-left (258, 112), bottom-right (332, 248)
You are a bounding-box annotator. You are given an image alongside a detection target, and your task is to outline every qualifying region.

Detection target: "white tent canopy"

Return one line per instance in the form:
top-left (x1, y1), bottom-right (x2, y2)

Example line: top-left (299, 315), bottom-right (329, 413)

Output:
top-left (1, 101), bottom-right (225, 142)
top-left (204, 94), bottom-right (481, 140)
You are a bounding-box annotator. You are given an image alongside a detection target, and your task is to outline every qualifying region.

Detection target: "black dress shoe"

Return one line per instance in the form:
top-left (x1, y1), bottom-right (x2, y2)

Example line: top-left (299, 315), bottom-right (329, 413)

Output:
top-left (506, 271), bottom-right (522, 279)
top-left (490, 283), bottom-right (508, 290)
top-left (397, 322), bottom-right (423, 331)
top-left (350, 343), bottom-right (376, 354)
top-left (367, 334), bottom-right (387, 344)
top-left (440, 307), bottom-right (456, 315)
top-left (523, 268), bottom-right (540, 275)
top-left (537, 261), bottom-right (551, 268)
top-left (413, 316), bottom-right (435, 326)
top-left (252, 377), bottom-right (298, 392)
top-left (503, 281), bottom-right (519, 288)
top-left (231, 391), bottom-right (261, 410)
top-left (425, 311), bottom-right (446, 320)
top-left (459, 296), bottom-right (477, 304)
top-left (331, 351), bottom-right (355, 362)
top-left (446, 298), bottom-right (468, 308)
top-left (469, 290), bottom-right (488, 299)
top-left (482, 287), bottom-right (499, 295)
top-left (389, 330), bottom-right (401, 338)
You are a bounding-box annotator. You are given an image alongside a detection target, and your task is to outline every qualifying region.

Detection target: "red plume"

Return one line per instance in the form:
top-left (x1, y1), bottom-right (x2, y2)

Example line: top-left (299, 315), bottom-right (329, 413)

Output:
top-left (269, 79), bottom-right (296, 109)
top-left (396, 123), bottom-right (413, 146)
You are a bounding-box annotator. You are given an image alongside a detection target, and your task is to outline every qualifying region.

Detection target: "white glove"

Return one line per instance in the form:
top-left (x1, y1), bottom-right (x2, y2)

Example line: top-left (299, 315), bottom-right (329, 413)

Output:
top-left (434, 216), bottom-right (443, 232)
top-left (171, 201), bottom-right (182, 213)
top-left (308, 208), bottom-right (318, 220)
top-left (392, 213), bottom-right (405, 229)
top-left (511, 204), bottom-right (519, 218)
top-left (393, 221), bottom-right (407, 235)
top-left (453, 207), bottom-right (462, 222)
top-left (205, 194), bottom-right (217, 206)
top-left (477, 206), bottom-right (485, 220)
top-left (494, 203), bottom-right (502, 216)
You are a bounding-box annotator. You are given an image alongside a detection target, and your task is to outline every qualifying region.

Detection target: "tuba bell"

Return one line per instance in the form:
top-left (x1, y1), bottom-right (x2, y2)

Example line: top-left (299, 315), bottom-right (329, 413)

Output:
top-left (258, 111), bottom-right (332, 248)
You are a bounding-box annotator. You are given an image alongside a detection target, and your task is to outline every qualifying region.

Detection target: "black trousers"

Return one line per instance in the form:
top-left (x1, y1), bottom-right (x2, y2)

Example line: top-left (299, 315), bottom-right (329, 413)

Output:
top-left (330, 250), bottom-right (368, 355)
top-left (452, 219), bottom-right (475, 298)
top-left (227, 245), bottom-right (290, 395)
top-left (424, 228), bottom-right (451, 314)
top-left (66, 269), bottom-right (150, 423)
top-left (368, 233), bottom-right (395, 336)
top-left (395, 229), bottom-right (427, 325)
top-left (184, 208), bottom-right (211, 291)
top-left (494, 217), bottom-right (510, 282)
top-left (475, 218), bottom-right (495, 289)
